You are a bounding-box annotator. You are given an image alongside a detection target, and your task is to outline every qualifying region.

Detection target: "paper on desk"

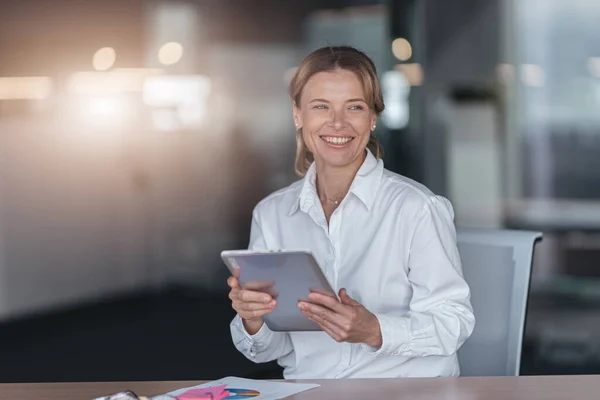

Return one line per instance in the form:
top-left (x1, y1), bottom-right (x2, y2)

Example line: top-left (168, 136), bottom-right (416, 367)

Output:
top-left (164, 376), bottom-right (319, 400)
top-left (178, 384), bottom-right (229, 399)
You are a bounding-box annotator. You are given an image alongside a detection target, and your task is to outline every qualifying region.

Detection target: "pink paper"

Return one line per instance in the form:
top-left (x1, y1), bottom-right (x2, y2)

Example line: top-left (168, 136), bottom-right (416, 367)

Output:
top-left (179, 384), bottom-right (230, 400)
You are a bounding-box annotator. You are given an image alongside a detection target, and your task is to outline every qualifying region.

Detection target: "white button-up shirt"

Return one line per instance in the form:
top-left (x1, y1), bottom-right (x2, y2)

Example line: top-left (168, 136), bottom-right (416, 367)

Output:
top-left (230, 150), bottom-right (475, 379)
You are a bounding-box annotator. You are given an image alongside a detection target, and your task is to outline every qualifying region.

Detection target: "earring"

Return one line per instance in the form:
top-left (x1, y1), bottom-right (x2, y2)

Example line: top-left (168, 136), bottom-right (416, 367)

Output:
top-left (372, 124), bottom-right (376, 130)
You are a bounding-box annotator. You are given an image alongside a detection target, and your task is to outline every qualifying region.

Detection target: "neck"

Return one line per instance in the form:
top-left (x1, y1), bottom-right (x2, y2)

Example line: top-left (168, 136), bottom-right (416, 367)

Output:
top-left (315, 151), bottom-right (366, 204)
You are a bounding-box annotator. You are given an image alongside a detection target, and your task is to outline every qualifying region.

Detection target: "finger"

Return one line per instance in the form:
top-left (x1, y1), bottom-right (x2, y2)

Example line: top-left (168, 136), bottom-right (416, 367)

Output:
top-left (307, 292), bottom-right (348, 315)
top-left (339, 288), bottom-right (360, 306)
top-left (304, 307), bottom-right (349, 334)
top-left (238, 307), bottom-right (275, 319)
top-left (243, 280), bottom-right (278, 298)
top-left (234, 299), bottom-right (276, 312)
top-left (298, 301), bottom-right (346, 327)
top-left (305, 311), bottom-right (347, 341)
top-left (320, 325), bottom-right (343, 342)
top-left (238, 289), bottom-right (272, 303)
top-left (309, 288), bottom-right (337, 298)
top-left (232, 267), bottom-right (240, 280)
top-left (309, 317), bottom-right (342, 342)
top-left (227, 276), bottom-right (240, 289)
top-left (243, 280), bottom-right (275, 291)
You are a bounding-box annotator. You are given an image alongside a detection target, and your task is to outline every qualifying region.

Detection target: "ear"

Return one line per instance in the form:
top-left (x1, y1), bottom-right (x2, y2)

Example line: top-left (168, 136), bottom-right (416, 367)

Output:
top-left (292, 101), bottom-right (302, 130)
top-left (370, 114), bottom-right (377, 131)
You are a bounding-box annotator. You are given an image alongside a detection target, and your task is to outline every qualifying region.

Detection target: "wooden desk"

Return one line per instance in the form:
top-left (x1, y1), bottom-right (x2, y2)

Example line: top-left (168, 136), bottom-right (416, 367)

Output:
top-left (0, 375), bottom-right (599, 400)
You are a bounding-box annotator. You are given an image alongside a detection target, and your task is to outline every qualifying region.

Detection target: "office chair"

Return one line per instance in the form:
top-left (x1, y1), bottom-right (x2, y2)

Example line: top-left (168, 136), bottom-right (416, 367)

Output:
top-left (456, 227), bottom-right (543, 376)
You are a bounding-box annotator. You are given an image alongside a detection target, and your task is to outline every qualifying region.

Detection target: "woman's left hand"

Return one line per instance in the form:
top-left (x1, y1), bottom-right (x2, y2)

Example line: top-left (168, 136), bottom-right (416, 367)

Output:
top-left (298, 288), bottom-right (382, 348)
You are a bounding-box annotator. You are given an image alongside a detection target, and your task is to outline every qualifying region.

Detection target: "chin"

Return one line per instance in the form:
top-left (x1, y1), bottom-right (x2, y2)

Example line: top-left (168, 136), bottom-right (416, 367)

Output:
top-left (317, 148), bottom-right (363, 169)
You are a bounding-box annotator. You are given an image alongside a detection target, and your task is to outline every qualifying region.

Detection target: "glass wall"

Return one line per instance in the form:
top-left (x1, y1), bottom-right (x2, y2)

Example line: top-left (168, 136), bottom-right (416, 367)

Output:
top-left (385, 0), bottom-right (600, 374)
top-left (505, 0), bottom-right (600, 375)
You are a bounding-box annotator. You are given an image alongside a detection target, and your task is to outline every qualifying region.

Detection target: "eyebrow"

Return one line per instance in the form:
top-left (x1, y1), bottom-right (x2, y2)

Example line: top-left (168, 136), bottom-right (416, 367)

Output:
top-left (308, 98), bottom-right (367, 104)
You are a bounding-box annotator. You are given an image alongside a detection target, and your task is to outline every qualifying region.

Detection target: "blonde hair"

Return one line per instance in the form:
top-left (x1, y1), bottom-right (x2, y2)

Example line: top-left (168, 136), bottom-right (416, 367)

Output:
top-left (289, 46), bottom-right (385, 176)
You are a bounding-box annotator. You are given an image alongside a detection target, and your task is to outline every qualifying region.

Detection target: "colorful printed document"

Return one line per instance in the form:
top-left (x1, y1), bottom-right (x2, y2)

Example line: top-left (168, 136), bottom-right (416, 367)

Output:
top-left (178, 384), bottom-right (230, 399)
top-left (165, 376), bottom-right (320, 400)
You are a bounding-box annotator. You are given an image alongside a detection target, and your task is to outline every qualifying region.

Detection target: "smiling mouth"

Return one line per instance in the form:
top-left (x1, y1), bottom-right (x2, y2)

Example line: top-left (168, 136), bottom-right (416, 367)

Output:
top-left (320, 136), bottom-right (354, 145)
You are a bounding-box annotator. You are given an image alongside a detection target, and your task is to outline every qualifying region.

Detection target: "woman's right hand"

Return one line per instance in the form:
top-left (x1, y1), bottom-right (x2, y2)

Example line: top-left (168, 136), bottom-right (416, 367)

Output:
top-left (227, 268), bottom-right (277, 335)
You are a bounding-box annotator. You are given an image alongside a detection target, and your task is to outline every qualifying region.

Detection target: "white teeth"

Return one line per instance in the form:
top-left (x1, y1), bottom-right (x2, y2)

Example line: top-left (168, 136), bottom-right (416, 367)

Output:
top-left (322, 136), bottom-right (353, 145)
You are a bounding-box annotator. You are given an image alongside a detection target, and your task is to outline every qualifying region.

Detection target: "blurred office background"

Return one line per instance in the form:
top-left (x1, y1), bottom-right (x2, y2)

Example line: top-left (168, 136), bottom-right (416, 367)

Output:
top-left (0, 0), bottom-right (599, 382)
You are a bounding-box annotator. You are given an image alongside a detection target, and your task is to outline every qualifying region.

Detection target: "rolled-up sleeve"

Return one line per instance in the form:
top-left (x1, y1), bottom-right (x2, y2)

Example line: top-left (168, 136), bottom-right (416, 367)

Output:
top-left (229, 207), bottom-right (294, 363)
top-left (362, 196), bottom-right (475, 357)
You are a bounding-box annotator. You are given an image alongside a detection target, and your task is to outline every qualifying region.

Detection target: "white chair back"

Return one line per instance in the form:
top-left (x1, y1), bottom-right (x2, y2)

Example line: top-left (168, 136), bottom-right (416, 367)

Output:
top-left (456, 227), bottom-right (542, 376)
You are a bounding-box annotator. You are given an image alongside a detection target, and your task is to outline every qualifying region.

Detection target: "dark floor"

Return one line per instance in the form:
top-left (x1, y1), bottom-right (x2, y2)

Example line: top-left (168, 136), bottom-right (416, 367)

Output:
top-left (521, 292), bottom-right (600, 376)
top-left (0, 286), bottom-right (283, 383)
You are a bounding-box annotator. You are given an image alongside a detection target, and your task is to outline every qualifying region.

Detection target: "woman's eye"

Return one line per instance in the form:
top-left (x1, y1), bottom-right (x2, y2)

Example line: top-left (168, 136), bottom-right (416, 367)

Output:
top-left (313, 105), bottom-right (328, 110)
top-left (349, 105), bottom-right (364, 110)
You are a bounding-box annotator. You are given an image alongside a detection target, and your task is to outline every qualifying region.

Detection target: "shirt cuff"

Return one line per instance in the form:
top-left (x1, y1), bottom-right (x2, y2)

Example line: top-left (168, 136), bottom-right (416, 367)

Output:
top-left (361, 313), bottom-right (412, 356)
top-left (233, 314), bottom-right (273, 347)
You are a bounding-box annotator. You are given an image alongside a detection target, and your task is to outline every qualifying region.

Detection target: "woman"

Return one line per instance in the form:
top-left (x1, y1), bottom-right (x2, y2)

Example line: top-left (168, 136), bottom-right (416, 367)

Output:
top-left (228, 46), bottom-right (475, 379)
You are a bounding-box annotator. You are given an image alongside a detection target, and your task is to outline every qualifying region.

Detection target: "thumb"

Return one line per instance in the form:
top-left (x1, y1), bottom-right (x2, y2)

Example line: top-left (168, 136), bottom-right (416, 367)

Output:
top-left (339, 288), bottom-right (360, 305)
top-left (228, 268), bottom-right (241, 289)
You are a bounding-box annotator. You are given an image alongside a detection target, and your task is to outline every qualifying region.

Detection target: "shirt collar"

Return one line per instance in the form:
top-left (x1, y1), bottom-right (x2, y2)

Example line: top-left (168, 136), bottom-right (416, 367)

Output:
top-left (288, 149), bottom-right (383, 216)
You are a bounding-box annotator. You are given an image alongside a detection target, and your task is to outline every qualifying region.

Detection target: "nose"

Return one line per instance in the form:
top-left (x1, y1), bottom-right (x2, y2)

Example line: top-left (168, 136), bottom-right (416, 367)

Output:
top-left (331, 109), bottom-right (347, 130)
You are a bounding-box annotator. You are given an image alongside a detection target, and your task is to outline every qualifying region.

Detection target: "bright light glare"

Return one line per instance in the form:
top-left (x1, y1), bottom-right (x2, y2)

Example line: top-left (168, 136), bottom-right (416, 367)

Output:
top-left (158, 42), bottom-right (184, 66)
top-left (392, 38), bottom-right (412, 61)
top-left (93, 47), bottom-right (116, 71)
top-left (143, 75), bottom-right (211, 107)
top-left (0, 77), bottom-right (52, 100)
top-left (72, 96), bottom-right (132, 127)
top-left (394, 63), bottom-right (424, 86)
top-left (67, 68), bottom-right (164, 96)
top-left (381, 70), bottom-right (410, 129)
top-left (143, 75), bottom-right (211, 131)
top-left (87, 97), bottom-right (122, 116)
top-left (521, 64), bottom-right (545, 87)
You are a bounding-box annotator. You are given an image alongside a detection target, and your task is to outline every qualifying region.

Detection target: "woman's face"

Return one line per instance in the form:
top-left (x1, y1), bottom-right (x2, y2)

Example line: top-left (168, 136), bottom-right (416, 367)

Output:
top-left (293, 69), bottom-right (376, 171)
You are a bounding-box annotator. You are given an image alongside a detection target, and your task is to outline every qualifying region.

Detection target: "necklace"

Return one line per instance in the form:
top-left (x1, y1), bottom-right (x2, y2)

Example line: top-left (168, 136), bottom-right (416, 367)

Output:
top-left (326, 198), bottom-right (342, 206)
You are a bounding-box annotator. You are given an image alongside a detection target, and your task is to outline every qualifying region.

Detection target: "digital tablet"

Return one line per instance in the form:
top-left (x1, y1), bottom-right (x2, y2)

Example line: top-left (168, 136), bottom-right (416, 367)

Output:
top-left (221, 249), bottom-right (336, 332)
